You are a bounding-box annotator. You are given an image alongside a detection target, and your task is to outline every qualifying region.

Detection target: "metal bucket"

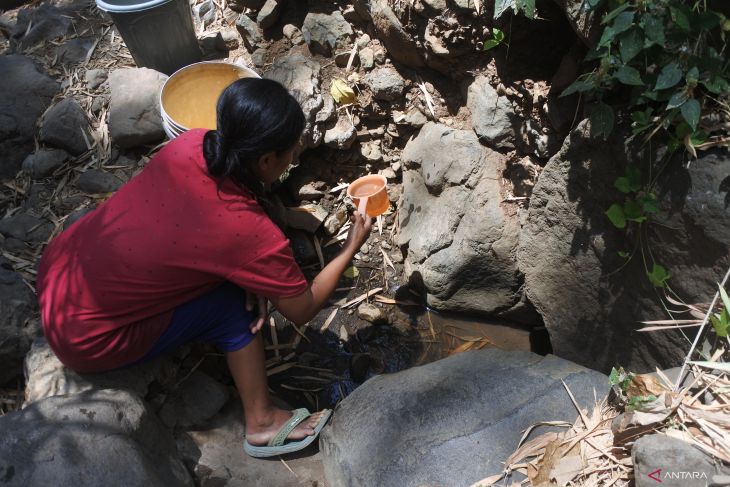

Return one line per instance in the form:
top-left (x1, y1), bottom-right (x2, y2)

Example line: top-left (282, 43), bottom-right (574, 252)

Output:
top-left (160, 61), bottom-right (260, 139)
top-left (96, 0), bottom-right (202, 75)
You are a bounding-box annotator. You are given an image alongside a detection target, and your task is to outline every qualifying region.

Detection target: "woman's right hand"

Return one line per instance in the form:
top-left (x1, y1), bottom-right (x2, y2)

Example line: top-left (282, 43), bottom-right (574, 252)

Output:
top-left (343, 211), bottom-right (373, 255)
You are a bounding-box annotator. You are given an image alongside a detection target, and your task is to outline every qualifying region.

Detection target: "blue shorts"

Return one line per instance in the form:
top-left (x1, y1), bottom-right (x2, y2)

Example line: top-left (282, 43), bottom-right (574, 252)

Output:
top-left (140, 282), bottom-right (256, 362)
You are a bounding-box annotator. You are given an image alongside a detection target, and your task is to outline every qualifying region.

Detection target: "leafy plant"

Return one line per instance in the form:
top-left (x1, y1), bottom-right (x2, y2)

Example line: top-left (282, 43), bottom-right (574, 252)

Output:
top-left (627, 394), bottom-right (657, 410)
top-left (493, 0), bottom-right (536, 19)
top-left (482, 28), bottom-right (506, 51)
top-left (561, 0), bottom-right (730, 153)
top-left (609, 366), bottom-right (634, 392)
top-left (709, 284), bottom-right (730, 337)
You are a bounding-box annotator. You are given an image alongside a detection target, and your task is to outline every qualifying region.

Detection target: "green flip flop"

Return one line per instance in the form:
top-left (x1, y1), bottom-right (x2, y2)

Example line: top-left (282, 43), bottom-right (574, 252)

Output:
top-left (243, 408), bottom-right (332, 458)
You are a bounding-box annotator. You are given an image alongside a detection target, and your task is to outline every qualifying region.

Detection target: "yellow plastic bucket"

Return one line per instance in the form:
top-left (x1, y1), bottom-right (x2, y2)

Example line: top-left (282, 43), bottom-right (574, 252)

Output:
top-left (160, 61), bottom-right (260, 138)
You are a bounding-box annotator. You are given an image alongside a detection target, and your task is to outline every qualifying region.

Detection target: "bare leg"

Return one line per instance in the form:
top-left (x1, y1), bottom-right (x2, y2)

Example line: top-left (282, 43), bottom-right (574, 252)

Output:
top-left (226, 333), bottom-right (327, 446)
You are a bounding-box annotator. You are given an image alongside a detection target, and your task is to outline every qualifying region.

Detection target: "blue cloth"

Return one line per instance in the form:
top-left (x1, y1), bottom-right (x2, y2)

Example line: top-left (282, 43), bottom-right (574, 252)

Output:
top-left (140, 282), bottom-right (255, 362)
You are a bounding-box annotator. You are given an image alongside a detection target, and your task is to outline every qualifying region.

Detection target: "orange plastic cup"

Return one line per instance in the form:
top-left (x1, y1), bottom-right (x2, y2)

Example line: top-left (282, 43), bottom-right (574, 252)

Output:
top-left (347, 174), bottom-right (389, 217)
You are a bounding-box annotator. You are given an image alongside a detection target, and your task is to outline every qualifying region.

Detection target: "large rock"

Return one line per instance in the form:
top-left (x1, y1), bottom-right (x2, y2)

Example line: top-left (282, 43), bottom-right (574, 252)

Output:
top-left (11, 4), bottom-right (71, 48)
top-left (22, 149), bottom-right (69, 179)
top-left (320, 349), bottom-right (608, 487)
top-left (264, 55), bottom-right (324, 149)
top-left (358, 0), bottom-right (424, 68)
top-left (0, 389), bottom-right (193, 487)
top-left (108, 68), bottom-right (167, 149)
top-left (39, 98), bottom-right (90, 155)
top-left (518, 120), bottom-right (730, 373)
top-left (632, 434), bottom-right (730, 487)
top-left (302, 11), bottom-right (354, 57)
top-left (551, 0), bottom-right (603, 46)
top-left (158, 371), bottom-right (228, 428)
top-left (0, 263), bottom-right (39, 384)
top-left (256, 0), bottom-right (282, 29)
top-left (23, 338), bottom-right (173, 406)
top-left (0, 55), bottom-right (60, 179)
top-left (467, 76), bottom-right (519, 150)
top-left (235, 13), bottom-right (262, 50)
top-left (398, 123), bottom-right (524, 317)
top-left (0, 213), bottom-right (54, 244)
top-left (363, 66), bottom-right (405, 101)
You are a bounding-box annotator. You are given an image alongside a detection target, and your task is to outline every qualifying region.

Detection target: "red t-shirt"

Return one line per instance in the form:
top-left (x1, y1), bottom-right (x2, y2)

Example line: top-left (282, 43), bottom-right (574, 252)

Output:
top-left (36, 129), bottom-right (308, 372)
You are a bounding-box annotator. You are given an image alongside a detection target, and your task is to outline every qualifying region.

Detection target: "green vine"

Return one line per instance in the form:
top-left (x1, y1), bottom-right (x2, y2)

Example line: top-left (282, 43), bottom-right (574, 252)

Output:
top-left (562, 0), bottom-right (730, 154)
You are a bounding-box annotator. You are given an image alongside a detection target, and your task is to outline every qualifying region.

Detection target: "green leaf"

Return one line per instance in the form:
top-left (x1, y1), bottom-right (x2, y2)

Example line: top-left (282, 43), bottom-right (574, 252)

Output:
top-left (603, 3), bottom-right (630, 24)
top-left (606, 204), bottom-right (626, 228)
top-left (701, 75), bottom-right (730, 95)
top-left (623, 199), bottom-right (644, 221)
top-left (686, 67), bottom-right (699, 85)
top-left (515, 0), bottom-right (536, 18)
top-left (614, 177), bottom-right (632, 193)
top-left (680, 98), bottom-right (700, 131)
top-left (560, 79), bottom-right (594, 97)
top-left (655, 63), bottom-right (683, 91)
top-left (641, 14), bottom-right (665, 46)
top-left (666, 91), bottom-right (689, 110)
top-left (626, 166), bottom-right (642, 191)
top-left (494, 0), bottom-right (513, 19)
top-left (590, 103), bottom-right (614, 139)
top-left (343, 266), bottom-right (360, 279)
top-left (693, 11), bottom-right (721, 30)
top-left (647, 263), bottom-right (670, 287)
top-left (615, 65), bottom-right (644, 86)
top-left (609, 367), bottom-right (621, 385)
top-left (612, 11), bottom-right (635, 35)
top-left (618, 250), bottom-right (630, 258)
top-left (719, 284), bottom-right (730, 316)
top-left (598, 26), bottom-right (617, 48)
top-left (493, 28), bottom-right (505, 42)
top-left (483, 39), bottom-right (500, 50)
top-left (619, 28), bottom-right (643, 63)
top-left (710, 311), bottom-right (729, 337)
top-left (638, 193), bottom-right (659, 213)
top-left (670, 6), bottom-right (690, 32)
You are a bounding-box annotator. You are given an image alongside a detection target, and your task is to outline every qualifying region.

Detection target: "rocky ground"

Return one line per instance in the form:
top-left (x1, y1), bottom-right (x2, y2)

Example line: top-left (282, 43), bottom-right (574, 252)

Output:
top-left (1, 0), bottom-right (729, 485)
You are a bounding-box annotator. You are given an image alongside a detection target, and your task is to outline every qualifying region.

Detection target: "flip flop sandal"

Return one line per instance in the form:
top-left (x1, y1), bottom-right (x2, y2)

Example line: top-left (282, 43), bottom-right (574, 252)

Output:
top-left (243, 408), bottom-right (332, 458)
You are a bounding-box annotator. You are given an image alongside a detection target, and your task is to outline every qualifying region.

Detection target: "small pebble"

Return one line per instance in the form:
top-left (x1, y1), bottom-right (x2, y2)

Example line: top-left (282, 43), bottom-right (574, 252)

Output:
top-left (360, 243), bottom-right (370, 254)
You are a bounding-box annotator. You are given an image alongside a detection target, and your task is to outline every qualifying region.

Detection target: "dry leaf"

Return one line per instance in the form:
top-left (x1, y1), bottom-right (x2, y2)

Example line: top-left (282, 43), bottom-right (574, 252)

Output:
top-left (627, 373), bottom-right (669, 397)
top-left (550, 455), bottom-right (583, 485)
top-left (330, 78), bottom-right (356, 105)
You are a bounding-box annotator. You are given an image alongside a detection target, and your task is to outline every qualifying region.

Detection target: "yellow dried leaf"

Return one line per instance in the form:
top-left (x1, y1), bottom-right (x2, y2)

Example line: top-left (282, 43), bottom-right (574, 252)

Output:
top-left (343, 266), bottom-right (360, 279)
top-left (330, 78), bottom-right (356, 105)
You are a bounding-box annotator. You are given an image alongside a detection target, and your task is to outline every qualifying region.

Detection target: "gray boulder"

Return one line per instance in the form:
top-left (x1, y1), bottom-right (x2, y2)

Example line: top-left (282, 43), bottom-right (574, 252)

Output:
top-left (0, 213), bottom-right (54, 244)
top-left (108, 68), bottom-right (167, 148)
top-left (0, 389), bottom-right (193, 487)
top-left (632, 434), bottom-right (730, 487)
top-left (265, 55), bottom-right (324, 149)
top-left (39, 98), bottom-right (90, 155)
top-left (159, 371), bottom-right (228, 428)
top-left (357, 0), bottom-right (424, 67)
top-left (320, 349), bottom-right (608, 487)
top-left (22, 149), bottom-right (69, 179)
top-left (551, 0), bottom-right (603, 46)
top-left (11, 4), bottom-right (71, 48)
top-left (398, 123), bottom-right (524, 317)
top-left (302, 11), bottom-right (354, 57)
top-left (364, 66), bottom-right (405, 102)
top-left (76, 169), bottom-right (123, 193)
top-left (0, 264), bottom-right (39, 384)
top-left (467, 76), bottom-right (519, 150)
top-left (324, 117), bottom-right (357, 150)
top-left (0, 55), bottom-right (60, 178)
top-left (256, 0), bottom-right (282, 29)
top-left (236, 13), bottom-right (262, 50)
top-left (55, 37), bottom-right (95, 65)
top-left (85, 68), bottom-right (108, 90)
top-left (518, 120), bottom-right (730, 373)
top-left (23, 338), bottom-right (173, 406)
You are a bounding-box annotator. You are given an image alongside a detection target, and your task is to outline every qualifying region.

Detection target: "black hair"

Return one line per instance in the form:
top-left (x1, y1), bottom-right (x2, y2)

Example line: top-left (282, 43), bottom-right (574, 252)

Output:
top-left (203, 77), bottom-right (306, 198)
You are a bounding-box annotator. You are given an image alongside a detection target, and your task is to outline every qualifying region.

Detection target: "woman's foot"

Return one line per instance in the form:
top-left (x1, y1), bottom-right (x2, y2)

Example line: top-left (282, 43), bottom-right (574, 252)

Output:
top-left (245, 407), bottom-right (328, 446)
